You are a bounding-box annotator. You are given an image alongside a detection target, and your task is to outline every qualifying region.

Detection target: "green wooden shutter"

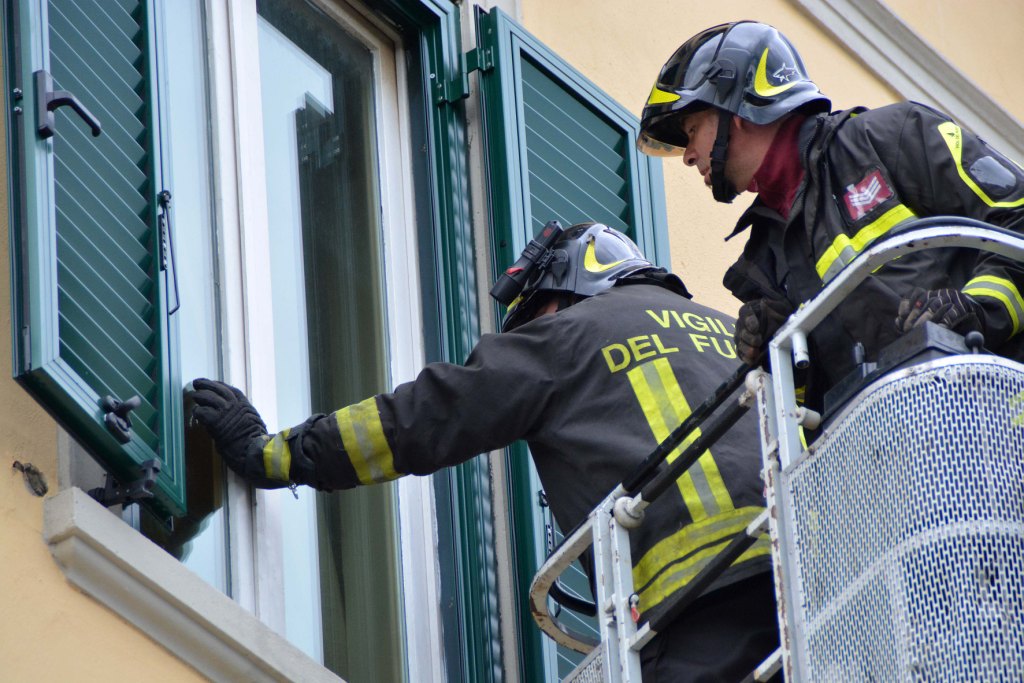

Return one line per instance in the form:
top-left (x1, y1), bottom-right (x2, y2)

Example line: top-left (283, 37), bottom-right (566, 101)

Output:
top-left (7, 0), bottom-right (184, 515)
top-left (475, 7), bottom-right (668, 679)
top-left (476, 7), bottom-right (668, 268)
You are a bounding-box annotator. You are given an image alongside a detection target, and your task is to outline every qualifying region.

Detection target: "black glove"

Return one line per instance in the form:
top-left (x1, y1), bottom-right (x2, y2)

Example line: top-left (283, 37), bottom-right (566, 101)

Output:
top-left (189, 378), bottom-right (289, 489)
top-left (735, 297), bottom-right (794, 365)
top-left (895, 288), bottom-right (983, 335)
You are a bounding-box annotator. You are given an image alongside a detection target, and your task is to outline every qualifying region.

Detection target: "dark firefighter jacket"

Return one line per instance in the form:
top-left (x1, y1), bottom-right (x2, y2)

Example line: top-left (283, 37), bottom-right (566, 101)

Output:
top-left (724, 102), bottom-right (1024, 409)
top-left (263, 276), bottom-right (770, 622)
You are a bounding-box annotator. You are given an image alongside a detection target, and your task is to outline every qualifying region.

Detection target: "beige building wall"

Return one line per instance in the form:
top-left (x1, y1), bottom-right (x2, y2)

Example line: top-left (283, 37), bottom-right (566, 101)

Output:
top-left (885, 0), bottom-right (1023, 120)
top-left (518, 0), bottom-right (1022, 313)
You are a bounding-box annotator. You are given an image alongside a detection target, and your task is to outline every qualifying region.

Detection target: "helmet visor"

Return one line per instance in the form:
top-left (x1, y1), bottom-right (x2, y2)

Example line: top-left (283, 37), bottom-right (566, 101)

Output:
top-left (637, 99), bottom-right (714, 156)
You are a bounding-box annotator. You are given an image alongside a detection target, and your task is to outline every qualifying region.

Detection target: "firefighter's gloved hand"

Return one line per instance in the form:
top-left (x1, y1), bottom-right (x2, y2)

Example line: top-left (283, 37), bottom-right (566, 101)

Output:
top-left (735, 297), bottom-right (794, 365)
top-left (189, 378), bottom-right (289, 489)
top-left (895, 288), bottom-right (983, 335)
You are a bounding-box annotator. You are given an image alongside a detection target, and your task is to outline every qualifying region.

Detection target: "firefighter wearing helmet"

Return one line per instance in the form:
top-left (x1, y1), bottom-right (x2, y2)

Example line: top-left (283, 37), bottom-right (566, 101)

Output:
top-left (494, 222), bottom-right (655, 331)
top-left (638, 21), bottom-right (829, 203)
top-left (640, 21), bottom-right (1024, 412)
top-left (191, 221), bottom-right (779, 680)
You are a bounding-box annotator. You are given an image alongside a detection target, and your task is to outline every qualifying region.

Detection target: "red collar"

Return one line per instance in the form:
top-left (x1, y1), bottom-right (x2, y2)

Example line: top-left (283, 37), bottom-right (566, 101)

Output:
top-left (747, 115), bottom-right (805, 219)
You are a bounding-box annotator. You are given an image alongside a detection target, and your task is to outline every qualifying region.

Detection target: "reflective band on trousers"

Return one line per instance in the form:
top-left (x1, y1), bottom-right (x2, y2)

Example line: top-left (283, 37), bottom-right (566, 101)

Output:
top-left (632, 505), bottom-right (770, 613)
top-left (963, 275), bottom-right (1024, 337)
top-left (335, 397), bottom-right (401, 485)
top-left (816, 204), bottom-right (917, 283)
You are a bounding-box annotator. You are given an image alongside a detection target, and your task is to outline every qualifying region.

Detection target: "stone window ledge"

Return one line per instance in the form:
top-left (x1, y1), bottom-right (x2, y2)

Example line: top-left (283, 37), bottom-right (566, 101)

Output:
top-left (43, 487), bottom-right (343, 683)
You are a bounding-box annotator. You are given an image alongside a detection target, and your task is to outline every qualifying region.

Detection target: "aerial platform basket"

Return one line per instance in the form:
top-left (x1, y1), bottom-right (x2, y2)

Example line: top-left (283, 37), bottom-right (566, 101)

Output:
top-left (758, 218), bottom-right (1024, 681)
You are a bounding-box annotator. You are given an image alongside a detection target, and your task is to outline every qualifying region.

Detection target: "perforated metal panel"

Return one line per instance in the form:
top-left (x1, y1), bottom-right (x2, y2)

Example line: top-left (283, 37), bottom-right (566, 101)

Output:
top-left (777, 357), bottom-right (1024, 681)
top-left (563, 645), bottom-right (604, 683)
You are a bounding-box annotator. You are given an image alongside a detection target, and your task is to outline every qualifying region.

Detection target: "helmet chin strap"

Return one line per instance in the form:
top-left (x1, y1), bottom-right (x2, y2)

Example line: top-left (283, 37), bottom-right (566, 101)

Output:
top-left (710, 111), bottom-right (738, 203)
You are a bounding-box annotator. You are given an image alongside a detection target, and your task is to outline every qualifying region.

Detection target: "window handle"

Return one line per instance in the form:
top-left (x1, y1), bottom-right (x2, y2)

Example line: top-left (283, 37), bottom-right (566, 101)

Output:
top-left (35, 69), bottom-right (102, 139)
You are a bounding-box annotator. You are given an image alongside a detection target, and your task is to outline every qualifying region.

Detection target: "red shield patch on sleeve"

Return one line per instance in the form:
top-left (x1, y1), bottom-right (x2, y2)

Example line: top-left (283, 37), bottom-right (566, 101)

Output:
top-left (843, 169), bottom-right (893, 221)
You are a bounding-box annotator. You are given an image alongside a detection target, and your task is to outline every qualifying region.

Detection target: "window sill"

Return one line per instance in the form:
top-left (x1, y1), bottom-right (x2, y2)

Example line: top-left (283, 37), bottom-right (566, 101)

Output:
top-left (43, 487), bottom-right (343, 683)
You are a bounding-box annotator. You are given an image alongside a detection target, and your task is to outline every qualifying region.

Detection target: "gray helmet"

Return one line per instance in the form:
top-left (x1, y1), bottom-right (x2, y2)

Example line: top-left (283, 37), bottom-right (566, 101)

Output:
top-left (637, 22), bottom-right (830, 202)
top-left (494, 222), bottom-right (653, 332)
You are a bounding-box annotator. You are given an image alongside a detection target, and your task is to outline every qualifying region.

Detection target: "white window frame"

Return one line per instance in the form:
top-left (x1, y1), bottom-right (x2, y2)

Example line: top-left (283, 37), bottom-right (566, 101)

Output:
top-left (208, 0), bottom-right (445, 677)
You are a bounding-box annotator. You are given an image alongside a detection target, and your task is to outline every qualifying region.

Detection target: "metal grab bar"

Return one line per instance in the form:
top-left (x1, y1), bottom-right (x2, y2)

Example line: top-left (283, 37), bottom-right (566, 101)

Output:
top-left (529, 496), bottom-right (609, 654)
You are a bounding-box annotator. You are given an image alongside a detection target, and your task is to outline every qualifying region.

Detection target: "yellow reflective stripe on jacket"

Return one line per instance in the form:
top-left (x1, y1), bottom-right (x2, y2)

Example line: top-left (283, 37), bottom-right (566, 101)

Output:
top-left (336, 397), bottom-right (400, 485)
top-left (816, 204), bottom-right (917, 283)
top-left (627, 358), bottom-right (734, 521)
top-left (963, 275), bottom-right (1024, 336)
top-left (262, 430), bottom-right (292, 481)
top-left (632, 506), bottom-right (770, 612)
top-left (937, 122), bottom-right (1024, 208)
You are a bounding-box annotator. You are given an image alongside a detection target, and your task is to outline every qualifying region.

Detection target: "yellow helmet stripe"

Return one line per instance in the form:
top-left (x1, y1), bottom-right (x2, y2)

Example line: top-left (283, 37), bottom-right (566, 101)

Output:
top-left (647, 86), bottom-right (680, 106)
top-left (754, 48), bottom-right (799, 97)
top-left (584, 239), bottom-right (626, 272)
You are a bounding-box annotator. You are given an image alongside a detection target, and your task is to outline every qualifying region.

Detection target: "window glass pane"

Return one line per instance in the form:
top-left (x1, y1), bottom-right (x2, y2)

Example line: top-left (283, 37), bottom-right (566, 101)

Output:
top-left (256, 2), bottom-right (403, 679)
top-left (160, 0), bottom-right (229, 593)
top-left (257, 12), bottom-right (325, 661)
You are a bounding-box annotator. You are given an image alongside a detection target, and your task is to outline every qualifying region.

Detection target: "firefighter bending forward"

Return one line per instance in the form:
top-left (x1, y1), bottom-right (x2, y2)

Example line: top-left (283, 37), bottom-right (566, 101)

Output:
top-left (191, 222), bottom-right (778, 681)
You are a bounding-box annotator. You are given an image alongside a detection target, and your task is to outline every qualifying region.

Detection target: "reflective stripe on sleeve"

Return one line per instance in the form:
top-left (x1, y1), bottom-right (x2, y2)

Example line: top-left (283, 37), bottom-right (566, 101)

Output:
top-left (631, 506), bottom-right (770, 613)
top-left (336, 397), bottom-right (401, 485)
top-left (262, 430), bottom-right (291, 481)
top-left (937, 122), bottom-right (1024, 208)
top-left (816, 204), bottom-right (917, 283)
top-left (963, 275), bottom-right (1024, 337)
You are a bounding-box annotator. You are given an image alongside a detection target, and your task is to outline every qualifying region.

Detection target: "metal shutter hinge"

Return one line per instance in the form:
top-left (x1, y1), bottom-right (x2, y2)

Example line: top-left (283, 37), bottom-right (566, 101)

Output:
top-left (437, 46), bottom-right (494, 105)
top-left (88, 458), bottom-right (162, 508)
